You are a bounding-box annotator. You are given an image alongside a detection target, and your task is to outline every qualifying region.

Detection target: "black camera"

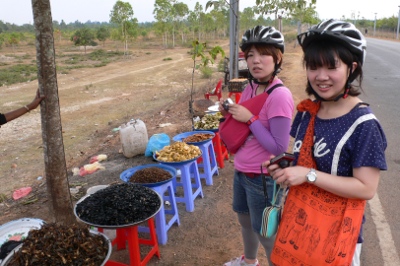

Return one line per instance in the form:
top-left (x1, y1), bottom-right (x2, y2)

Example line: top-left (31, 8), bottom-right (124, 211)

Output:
top-left (270, 152), bottom-right (295, 168)
top-left (222, 98), bottom-right (234, 111)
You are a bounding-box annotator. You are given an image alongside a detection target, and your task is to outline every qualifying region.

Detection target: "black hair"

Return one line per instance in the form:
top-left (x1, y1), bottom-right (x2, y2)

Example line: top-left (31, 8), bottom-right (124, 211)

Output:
top-left (303, 39), bottom-right (363, 97)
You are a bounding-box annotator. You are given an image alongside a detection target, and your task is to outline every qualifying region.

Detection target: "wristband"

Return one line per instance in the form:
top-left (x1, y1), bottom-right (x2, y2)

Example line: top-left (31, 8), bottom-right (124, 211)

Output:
top-left (24, 105), bottom-right (30, 112)
top-left (246, 115), bottom-right (259, 125)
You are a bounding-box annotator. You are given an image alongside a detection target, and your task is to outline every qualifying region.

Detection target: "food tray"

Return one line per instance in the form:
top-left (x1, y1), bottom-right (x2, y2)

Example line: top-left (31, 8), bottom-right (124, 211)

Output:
top-left (194, 128), bottom-right (218, 133)
top-left (120, 164), bottom-right (176, 187)
top-left (0, 230), bottom-right (112, 266)
top-left (74, 186), bottom-right (163, 229)
top-left (0, 218), bottom-right (45, 247)
top-left (228, 78), bottom-right (248, 92)
top-left (173, 131), bottom-right (215, 146)
top-left (153, 152), bottom-right (202, 165)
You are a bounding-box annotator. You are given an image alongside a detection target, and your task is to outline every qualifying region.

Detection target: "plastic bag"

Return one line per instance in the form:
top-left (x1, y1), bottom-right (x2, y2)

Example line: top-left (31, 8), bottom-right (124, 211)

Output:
top-left (145, 133), bottom-right (170, 157)
top-left (79, 162), bottom-right (105, 176)
top-left (120, 119), bottom-right (148, 158)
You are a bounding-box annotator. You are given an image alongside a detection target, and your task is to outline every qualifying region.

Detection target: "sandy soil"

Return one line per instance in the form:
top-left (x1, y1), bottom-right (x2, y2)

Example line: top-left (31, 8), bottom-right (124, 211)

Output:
top-left (0, 40), bottom-right (306, 265)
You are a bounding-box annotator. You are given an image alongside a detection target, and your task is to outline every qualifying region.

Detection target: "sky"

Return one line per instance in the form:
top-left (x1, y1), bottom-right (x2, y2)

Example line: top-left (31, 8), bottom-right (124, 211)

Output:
top-left (0, 0), bottom-right (399, 26)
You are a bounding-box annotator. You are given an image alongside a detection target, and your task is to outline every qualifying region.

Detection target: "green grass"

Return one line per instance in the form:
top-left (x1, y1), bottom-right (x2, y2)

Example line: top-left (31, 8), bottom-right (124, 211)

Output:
top-left (0, 64), bottom-right (37, 85)
top-left (1, 49), bottom-right (125, 85)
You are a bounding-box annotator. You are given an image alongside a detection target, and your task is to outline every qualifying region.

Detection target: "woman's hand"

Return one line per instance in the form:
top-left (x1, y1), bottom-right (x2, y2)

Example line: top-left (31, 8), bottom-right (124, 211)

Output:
top-left (263, 158), bottom-right (308, 187)
top-left (27, 89), bottom-right (45, 110)
top-left (228, 104), bottom-right (252, 123)
top-left (218, 98), bottom-right (228, 115)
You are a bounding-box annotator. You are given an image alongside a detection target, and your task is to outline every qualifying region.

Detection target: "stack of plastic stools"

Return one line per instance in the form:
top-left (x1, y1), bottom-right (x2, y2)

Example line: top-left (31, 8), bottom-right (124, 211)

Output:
top-left (172, 131), bottom-right (218, 186)
top-left (164, 160), bottom-right (204, 212)
top-left (119, 164), bottom-right (179, 246)
top-left (195, 138), bottom-right (219, 185)
top-left (213, 132), bottom-right (229, 168)
top-left (138, 180), bottom-right (180, 245)
top-left (102, 217), bottom-right (160, 266)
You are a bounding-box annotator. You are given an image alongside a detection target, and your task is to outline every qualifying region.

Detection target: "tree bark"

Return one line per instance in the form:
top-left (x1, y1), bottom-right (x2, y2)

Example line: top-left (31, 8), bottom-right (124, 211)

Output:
top-left (31, 0), bottom-right (75, 224)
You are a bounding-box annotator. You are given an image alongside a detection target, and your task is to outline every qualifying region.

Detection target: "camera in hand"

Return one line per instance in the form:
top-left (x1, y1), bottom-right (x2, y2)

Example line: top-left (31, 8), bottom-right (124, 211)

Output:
top-left (270, 152), bottom-right (295, 168)
top-left (222, 98), bottom-right (234, 111)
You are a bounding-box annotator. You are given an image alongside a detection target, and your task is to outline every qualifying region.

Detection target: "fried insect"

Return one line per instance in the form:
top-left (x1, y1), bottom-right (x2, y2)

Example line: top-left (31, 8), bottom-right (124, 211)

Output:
top-left (155, 142), bottom-right (201, 162)
top-left (6, 223), bottom-right (108, 266)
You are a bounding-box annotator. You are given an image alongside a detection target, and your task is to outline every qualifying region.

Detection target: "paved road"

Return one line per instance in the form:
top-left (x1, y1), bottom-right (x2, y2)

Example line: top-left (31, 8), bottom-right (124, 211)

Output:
top-left (361, 37), bottom-right (400, 266)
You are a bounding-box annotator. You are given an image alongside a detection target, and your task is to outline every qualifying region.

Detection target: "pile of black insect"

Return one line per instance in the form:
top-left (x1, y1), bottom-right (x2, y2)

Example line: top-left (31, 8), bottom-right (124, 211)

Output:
top-left (6, 223), bottom-right (108, 266)
top-left (129, 167), bottom-right (172, 184)
top-left (75, 183), bottom-right (161, 226)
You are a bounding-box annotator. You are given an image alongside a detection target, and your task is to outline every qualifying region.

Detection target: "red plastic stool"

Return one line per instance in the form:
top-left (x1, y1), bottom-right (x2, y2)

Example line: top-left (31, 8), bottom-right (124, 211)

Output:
top-left (195, 138), bottom-right (219, 186)
top-left (212, 132), bottom-right (229, 169)
top-left (103, 218), bottom-right (160, 266)
top-left (138, 180), bottom-right (180, 245)
top-left (204, 79), bottom-right (223, 101)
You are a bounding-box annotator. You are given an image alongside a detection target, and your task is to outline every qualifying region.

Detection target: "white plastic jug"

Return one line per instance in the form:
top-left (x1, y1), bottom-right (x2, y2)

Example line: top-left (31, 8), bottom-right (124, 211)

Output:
top-left (119, 119), bottom-right (148, 158)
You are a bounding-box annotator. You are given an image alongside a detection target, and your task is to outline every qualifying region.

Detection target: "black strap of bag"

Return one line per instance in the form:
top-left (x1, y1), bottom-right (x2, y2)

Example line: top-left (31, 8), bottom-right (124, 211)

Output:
top-left (261, 165), bottom-right (282, 206)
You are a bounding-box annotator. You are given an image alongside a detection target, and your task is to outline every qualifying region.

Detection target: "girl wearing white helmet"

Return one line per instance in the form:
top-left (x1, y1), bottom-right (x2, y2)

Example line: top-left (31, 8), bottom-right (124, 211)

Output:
top-left (264, 19), bottom-right (387, 266)
top-left (221, 25), bottom-right (294, 266)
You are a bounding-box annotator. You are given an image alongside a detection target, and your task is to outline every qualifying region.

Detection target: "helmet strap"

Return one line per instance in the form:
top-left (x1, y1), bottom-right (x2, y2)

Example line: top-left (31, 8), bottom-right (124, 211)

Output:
top-left (253, 63), bottom-right (280, 85)
top-left (342, 68), bottom-right (353, 99)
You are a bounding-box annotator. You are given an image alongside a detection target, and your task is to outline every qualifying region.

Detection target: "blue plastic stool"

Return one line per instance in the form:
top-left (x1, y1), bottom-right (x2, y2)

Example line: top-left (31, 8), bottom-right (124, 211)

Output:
top-left (164, 160), bottom-right (204, 212)
top-left (172, 131), bottom-right (218, 186)
top-left (138, 180), bottom-right (180, 245)
top-left (119, 164), bottom-right (179, 246)
top-left (196, 139), bottom-right (219, 185)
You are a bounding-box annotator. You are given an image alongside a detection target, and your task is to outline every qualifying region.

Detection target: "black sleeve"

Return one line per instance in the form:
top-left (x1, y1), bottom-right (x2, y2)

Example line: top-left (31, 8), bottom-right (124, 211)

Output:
top-left (0, 113), bottom-right (6, 125)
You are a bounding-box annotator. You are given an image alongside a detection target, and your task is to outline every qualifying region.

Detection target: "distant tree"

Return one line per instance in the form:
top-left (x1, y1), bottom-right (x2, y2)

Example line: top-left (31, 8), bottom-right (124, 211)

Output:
top-left (70, 28), bottom-right (96, 54)
top-left (187, 2), bottom-right (204, 41)
top-left (172, 1), bottom-right (189, 47)
top-left (154, 0), bottom-right (173, 48)
top-left (254, 0), bottom-right (298, 30)
top-left (59, 20), bottom-right (67, 30)
top-left (125, 18), bottom-right (139, 39)
top-left (140, 29), bottom-right (148, 40)
top-left (54, 28), bottom-right (62, 42)
top-left (4, 32), bottom-right (21, 52)
top-left (241, 7), bottom-right (257, 31)
top-left (290, 0), bottom-right (318, 35)
top-left (110, 0), bottom-right (136, 56)
top-left (96, 26), bottom-right (110, 46)
top-left (0, 34), bottom-right (4, 49)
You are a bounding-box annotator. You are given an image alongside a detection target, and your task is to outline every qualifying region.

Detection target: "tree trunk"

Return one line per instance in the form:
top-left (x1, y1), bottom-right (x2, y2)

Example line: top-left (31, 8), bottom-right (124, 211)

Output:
top-left (31, 0), bottom-right (75, 224)
top-left (172, 27), bottom-right (175, 48)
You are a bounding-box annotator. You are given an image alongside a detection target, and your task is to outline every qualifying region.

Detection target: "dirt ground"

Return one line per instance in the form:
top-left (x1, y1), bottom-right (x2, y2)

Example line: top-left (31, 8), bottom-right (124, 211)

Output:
top-left (0, 40), bottom-right (306, 265)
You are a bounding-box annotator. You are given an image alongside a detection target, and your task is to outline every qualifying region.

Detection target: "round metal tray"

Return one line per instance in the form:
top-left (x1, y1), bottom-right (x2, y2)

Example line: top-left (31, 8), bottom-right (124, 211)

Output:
top-left (153, 152), bottom-right (202, 165)
top-left (173, 131), bottom-right (215, 146)
top-left (120, 164), bottom-right (176, 187)
top-left (194, 127), bottom-right (219, 133)
top-left (0, 218), bottom-right (45, 247)
top-left (0, 229), bottom-right (112, 266)
top-left (74, 185), bottom-right (162, 229)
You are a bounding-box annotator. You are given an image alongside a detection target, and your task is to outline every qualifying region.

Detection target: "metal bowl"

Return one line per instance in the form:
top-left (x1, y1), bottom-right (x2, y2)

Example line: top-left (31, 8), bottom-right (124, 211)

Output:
top-left (172, 131), bottom-right (215, 146)
top-left (0, 229), bottom-right (112, 266)
top-left (74, 184), bottom-right (162, 229)
top-left (153, 152), bottom-right (202, 165)
top-left (120, 164), bottom-right (176, 187)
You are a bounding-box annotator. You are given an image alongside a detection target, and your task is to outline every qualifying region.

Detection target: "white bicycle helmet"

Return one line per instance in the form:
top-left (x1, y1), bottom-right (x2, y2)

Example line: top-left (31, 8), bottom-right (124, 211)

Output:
top-left (240, 26), bottom-right (285, 53)
top-left (297, 19), bottom-right (367, 65)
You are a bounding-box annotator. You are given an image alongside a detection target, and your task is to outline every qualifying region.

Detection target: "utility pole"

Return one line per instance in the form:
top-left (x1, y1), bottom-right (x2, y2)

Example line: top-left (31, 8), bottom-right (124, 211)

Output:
top-left (374, 13), bottom-right (377, 37)
top-left (397, 6), bottom-right (400, 39)
top-left (229, 0), bottom-right (239, 79)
